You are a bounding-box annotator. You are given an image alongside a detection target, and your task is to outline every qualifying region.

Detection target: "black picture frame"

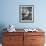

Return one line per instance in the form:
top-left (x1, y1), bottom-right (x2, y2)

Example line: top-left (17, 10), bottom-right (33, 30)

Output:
top-left (19, 5), bottom-right (34, 23)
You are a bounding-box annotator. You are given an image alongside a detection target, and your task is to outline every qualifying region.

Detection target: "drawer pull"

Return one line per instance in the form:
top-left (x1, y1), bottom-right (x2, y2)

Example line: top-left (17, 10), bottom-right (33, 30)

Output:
top-left (9, 38), bottom-right (12, 40)
top-left (32, 39), bottom-right (36, 40)
top-left (9, 38), bottom-right (14, 40)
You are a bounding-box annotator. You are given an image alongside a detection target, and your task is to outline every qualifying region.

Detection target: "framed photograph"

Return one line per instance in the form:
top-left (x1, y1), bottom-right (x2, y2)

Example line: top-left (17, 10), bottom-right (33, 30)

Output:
top-left (19, 5), bottom-right (34, 23)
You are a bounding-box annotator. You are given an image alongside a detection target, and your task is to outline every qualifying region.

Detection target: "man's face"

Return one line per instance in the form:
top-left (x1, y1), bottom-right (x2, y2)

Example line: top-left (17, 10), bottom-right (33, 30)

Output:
top-left (22, 8), bottom-right (29, 16)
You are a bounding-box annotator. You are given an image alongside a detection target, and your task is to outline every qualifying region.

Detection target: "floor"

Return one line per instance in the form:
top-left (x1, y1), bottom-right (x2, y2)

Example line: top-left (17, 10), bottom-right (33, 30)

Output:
top-left (0, 44), bottom-right (2, 46)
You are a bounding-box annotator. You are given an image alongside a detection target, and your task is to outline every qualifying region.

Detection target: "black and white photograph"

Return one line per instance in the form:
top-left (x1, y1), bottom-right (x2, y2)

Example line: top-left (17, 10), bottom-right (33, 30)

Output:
top-left (19, 5), bottom-right (34, 23)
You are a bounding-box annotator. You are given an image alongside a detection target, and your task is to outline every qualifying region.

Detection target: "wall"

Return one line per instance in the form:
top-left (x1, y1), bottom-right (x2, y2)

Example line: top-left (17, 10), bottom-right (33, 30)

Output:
top-left (0, 0), bottom-right (46, 29)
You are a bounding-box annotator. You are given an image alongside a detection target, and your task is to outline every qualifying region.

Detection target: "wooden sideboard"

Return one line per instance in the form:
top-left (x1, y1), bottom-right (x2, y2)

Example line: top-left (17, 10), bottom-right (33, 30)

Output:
top-left (2, 30), bottom-right (45, 46)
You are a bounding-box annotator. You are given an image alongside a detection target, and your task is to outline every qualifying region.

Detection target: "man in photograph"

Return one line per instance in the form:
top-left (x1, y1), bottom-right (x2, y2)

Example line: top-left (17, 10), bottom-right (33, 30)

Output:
top-left (22, 7), bottom-right (32, 20)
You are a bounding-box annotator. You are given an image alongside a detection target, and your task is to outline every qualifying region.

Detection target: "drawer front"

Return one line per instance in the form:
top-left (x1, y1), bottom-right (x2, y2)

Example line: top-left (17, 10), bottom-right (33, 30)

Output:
top-left (24, 36), bottom-right (32, 46)
top-left (3, 36), bottom-right (23, 44)
top-left (32, 36), bottom-right (45, 44)
top-left (3, 32), bottom-right (23, 36)
top-left (3, 43), bottom-right (23, 46)
top-left (32, 44), bottom-right (44, 46)
top-left (24, 32), bottom-right (44, 36)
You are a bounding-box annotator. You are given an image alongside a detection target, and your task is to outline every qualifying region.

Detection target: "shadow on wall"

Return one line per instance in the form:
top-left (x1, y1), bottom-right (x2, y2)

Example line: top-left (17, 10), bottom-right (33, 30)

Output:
top-left (0, 24), bottom-right (7, 43)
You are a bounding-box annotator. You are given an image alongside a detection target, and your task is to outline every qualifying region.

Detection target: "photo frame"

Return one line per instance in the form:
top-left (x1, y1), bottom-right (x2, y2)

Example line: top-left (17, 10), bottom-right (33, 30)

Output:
top-left (19, 5), bottom-right (34, 23)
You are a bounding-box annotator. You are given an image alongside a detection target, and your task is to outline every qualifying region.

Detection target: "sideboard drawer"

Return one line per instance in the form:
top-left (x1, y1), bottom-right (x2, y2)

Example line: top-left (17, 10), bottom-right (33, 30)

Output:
top-left (32, 36), bottom-right (45, 44)
top-left (3, 32), bottom-right (23, 36)
top-left (24, 32), bottom-right (44, 36)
